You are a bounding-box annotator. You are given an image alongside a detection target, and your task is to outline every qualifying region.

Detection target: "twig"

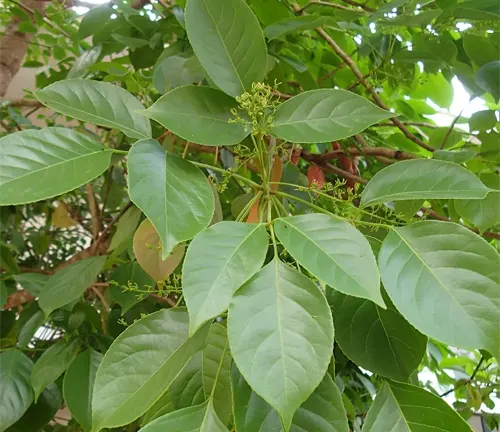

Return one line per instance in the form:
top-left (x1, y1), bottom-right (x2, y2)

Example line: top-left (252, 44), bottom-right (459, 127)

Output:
top-left (311, 145), bottom-right (417, 161)
top-left (91, 286), bottom-right (110, 312)
top-left (272, 90), bottom-right (293, 100)
top-left (440, 108), bottom-right (465, 149)
top-left (85, 184), bottom-right (100, 244)
top-left (440, 356), bottom-right (485, 397)
top-left (0, 98), bottom-right (42, 108)
top-left (301, 151), bottom-right (367, 185)
top-left (301, 0), bottom-right (367, 13)
top-left (340, 0), bottom-right (375, 12)
top-left (150, 293), bottom-right (176, 307)
top-left (373, 121), bottom-right (440, 129)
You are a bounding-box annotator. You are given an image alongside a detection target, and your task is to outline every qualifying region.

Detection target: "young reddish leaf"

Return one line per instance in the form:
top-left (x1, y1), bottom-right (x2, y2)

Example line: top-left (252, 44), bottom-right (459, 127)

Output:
top-left (307, 165), bottom-right (325, 188)
top-left (270, 154), bottom-right (283, 193)
top-left (246, 196), bottom-right (261, 223)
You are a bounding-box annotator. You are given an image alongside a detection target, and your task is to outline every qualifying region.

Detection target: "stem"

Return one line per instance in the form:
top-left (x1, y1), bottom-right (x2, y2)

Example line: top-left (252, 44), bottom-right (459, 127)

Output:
top-left (190, 161), bottom-right (262, 190)
top-left (112, 149), bottom-right (129, 155)
top-left (236, 191), bottom-right (263, 222)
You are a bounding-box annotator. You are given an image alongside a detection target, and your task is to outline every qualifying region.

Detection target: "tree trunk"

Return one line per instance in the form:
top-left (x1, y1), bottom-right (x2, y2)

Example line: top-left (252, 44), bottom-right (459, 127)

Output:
top-left (0, 0), bottom-right (44, 97)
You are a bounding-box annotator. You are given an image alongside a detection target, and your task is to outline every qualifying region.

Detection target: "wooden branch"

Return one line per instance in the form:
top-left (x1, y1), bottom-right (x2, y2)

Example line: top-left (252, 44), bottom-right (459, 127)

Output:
top-left (440, 108), bottom-right (464, 149)
top-left (0, 98), bottom-right (42, 108)
top-left (373, 121), bottom-right (440, 129)
top-left (86, 184), bottom-right (100, 246)
top-left (291, 4), bottom-right (435, 153)
top-left (311, 146), bottom-right (417, 162)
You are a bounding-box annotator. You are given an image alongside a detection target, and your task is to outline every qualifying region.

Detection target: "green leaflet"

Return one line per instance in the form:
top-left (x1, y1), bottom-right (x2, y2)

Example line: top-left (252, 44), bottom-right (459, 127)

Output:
top-left (127, 139), bottom-right (214, 259)
top-left (228, 259), bottom-right (334, 430)
top-left (363, 381), bottom-right (471, 431)
top-left (361, 159), bottom-right (490, 206)
top-left (270, 89), bottom-right (394, 143)
top-left (0, 128), bottom-right (113, 205)
top-left (63, 350), bottom-right (103, 432)
top-left (143, 86), bottom-right (249, 146)
top-left (0, 349), bottom-right (34, 432)
top-left (183, 221), bottom-right (268, 334)
top-left (274, 214), bottom-right (384, 307)
top-left (91, 309), bottom-right (210, 431)
top-left (185, 0), bottom-right (267, 97)
top-left (329, 290), bottom-right (427, 382)
top-left (379, 221), bottom-right (500, 359)
top-left (38, 256), bottom-right (106, 316)
top-left (31, 339), bottom-right (80, 401)
top-left (35, 79), bottom-right (152, 139)
top-left (264, 15), bottom-right (337, 40)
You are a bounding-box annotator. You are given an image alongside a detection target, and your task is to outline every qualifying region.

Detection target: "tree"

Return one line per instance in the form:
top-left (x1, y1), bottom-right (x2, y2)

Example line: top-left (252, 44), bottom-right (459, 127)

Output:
top-left (0, 0), bottom-right (499, 430)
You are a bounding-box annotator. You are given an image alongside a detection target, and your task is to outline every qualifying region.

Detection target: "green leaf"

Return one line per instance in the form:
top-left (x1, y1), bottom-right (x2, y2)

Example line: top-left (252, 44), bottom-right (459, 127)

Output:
top-left (17, 309), bottom-right (45, 348)
top-left (446, 0), bottom-right (500, 21)
top-left (0, 349), bottom-right (33, 432)
top-left (127, 139), bottom-right (214, 259)
top-left (153, 51), bottom-right (205, 94)
top-left (35, 80), bottom-right (152, 139)
top-left (91, 309), bottom-right (210, 431)
top-left (7, 384), bottom-right (61, 432)
top-left (469, 110), bottom-right (497, 132)
top-left (143, 86), bottom-right (249, 146)
top-left (132, 219), bottom-right (186, 282)
top-left (428, 127), bottom-right (463, 149)
top-left (394, 200), bottom-right (423, 220)
top-left (360, 159), bottom-right (490, 207)
top-left (68, 46), bottom-right (102, 79)
top-left (411, 72), bottom-right (454, 109)
top-left (232, 365), bottom-right (349, 432)
top-left (379, 221), bottom-right (500, 359)
top-left (0, 128), bottom-right (113, 205)
top-left (202, 324), bottom-right (232, 424)
top-left (79, 5), bottom-right (113, 39)
top-left (108, 206), bottom-right (142, 252)
top-left (138, 399), bottom-right (228, 432)
top-left (13, 273), bottom-right (49, 297)
top-left (31, 339), bottom-right (80, 401)
top-left (183, 221), bottom-right (268, 334)
top-left (455, 173), bottom-right (500, 232)
top-left (270, 89), bottom-right (394, 143)
top-left (142, 392), bottom-right (176, 426)
top-left (185, 0), bottom-right (267, 97)
top-left (0, 280), bottom-right (8, 308)
top-left (63, 349), bottom-right (103, 432)
top-left (228, 259), bottom-right (334, 430)
top-left (476, 60), bottom-right (500, 102)
top-left (264, 16), bottom-right (336, 40)
top-left (362, 381), bottom-right (471, 431)
top-left (463, 34), bottom-right (499, 67)
top-left (274, 214), bottom-right (384, 307)
top-left (329, 290), bottom-right (427, 381)
top-left (169, 355), bottom-right (204, 409)
top-left (110, 262), bottom-right (155, 313)
top-left (38, 256), bottom-right (106, 316)
top-left (112, 34), bottom-right (149, 48)
top-left (433, 149), bottom-right (477, 164)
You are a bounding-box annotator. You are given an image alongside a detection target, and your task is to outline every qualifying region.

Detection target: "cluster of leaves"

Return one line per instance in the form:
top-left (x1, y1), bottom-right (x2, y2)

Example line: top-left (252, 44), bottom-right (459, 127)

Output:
top-left (0, 0), bottom-right (499, 431)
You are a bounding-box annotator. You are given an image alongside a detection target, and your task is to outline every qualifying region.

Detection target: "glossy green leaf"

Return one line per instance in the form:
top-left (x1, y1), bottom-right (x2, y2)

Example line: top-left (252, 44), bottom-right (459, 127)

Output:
top-left (363, 381), bottom-right (471, 431)
top-left (63, 349), bottom-right (103, 432)
top-left (169, 354), bottom-right (205, 410)
top-left (142, 391), bottom-right (176, 426)
top-left (274, 214), bottom-right (384, 307)
top-left (361, 159), bottom-right (490, 206)
top-left (394, 200), bottom-right (423, 220)
top-left (38, 256), bottom-right (106, 316)
top-left (67, 46), bottom-right (102, 79)
top-left (476, 60), bottom-right (500, 102)
top-left (31, 339), bottom-right (80, 401)
top-left (0, 349), bottom-right (33, 432)
top-left (202, 324), bottom-right (232, 424)
top-left (228, 259), bottom-right (334, 430)
top-left (35, 79), bottom-right (152, 139)
top-left (264, 15), bottom-right (336, 40)
top-left (270, 89), bottom-right (394, 143)
top-left (108, 206), bottom-right (142, 252)
top-left (469, 110), bottom-right (497, 132)
top-left (91, 309), bottom-right (210, 431)
top-left (185, 0), bottom-right (267, 97)
top-left (232, 365), bottom-right (349, 432)
top-left (79, 5), bottom-right (112, 39)
top-left (183, 222), bottom-right (268, 334)
top-left (379, 221), bottom-right (500, 359)
top-left (132, 219), bottom-right (186, 282)
top-left (110, 262), bottom-right (154, 313)
top-left (0, 128), bottom-right (113, 205)
top-left (127, 139), bottom-right (214, 259)
top-left (139, 399), bottom-right (228, 432)
top-left (455, 173), bottom-right (500, 232)
top-left (329, 290), bottom-right (427, 381)
top-left (143, 86), bottom-right (249, 146)
top-left (7, 383), bottom-right (61, 432)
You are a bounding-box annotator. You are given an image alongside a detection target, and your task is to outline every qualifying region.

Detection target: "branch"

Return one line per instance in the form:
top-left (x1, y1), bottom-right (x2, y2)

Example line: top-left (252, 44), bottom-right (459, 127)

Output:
top-left (301, 0), bottom-right (368, 13)
top-left (311, 146), bottom-right (417, 162)
top-left (440, 108), bottom-right (464, 149)
top-left (291, 4), bottom-right (435, 153)
top-left (340, 0), bottom-right (375, 12)
top-left (373, 121), bottom-right (440, 129)
top-left (440, 356), bottom-right (485, 397)
top-left (0, 98), bottom-right (42, 108)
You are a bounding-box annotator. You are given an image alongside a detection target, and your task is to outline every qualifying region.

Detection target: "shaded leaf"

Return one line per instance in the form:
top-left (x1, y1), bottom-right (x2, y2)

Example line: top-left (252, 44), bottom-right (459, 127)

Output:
top-left (110, 262), bottom-right (155, 313)
top-left (264, 15), bottom-right (336, 40)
